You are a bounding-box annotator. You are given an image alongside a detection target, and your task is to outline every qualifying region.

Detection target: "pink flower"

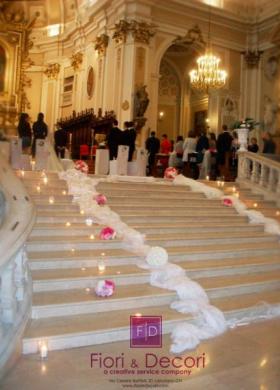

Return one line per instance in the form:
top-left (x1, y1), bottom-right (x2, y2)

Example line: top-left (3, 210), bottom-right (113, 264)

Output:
top-left (75, 160), bottom-right (89, 174)
top-left (95, 193), bottom-right (107, 205)
top-left (95, 280), bottom-right (115, 297)
top-left (100, 227), bottom-right (116, 240)
top-left (223, 198), bottom-right (233, 207)
top-left (164, 167), bottom-right (178, 180)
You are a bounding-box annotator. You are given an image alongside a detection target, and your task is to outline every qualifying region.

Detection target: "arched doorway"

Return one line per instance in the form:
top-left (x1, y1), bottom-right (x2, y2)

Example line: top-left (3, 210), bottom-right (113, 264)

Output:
top-left (156, 40), bottom-right (209, 141)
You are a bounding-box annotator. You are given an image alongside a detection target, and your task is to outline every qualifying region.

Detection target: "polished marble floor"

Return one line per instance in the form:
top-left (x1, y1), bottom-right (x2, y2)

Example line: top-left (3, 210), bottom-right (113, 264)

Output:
top-left (1, 318), bottom-right (280, 390)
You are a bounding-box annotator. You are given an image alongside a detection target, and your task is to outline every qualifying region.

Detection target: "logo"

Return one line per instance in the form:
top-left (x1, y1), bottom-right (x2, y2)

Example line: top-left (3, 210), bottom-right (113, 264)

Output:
top-left (130, 316), bottom-right (162, 348)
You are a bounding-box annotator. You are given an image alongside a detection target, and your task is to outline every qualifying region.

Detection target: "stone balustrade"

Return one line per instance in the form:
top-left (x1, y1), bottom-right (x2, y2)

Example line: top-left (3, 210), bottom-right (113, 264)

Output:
top-left (0, 154), bottom-right (36, 378)
top-left (237, 151), bottom-right (280, 205)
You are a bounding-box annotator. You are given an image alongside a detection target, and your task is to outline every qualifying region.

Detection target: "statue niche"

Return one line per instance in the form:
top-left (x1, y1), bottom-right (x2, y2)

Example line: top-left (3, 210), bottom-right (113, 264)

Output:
top-left (133, 84), bottom-right (150, 133)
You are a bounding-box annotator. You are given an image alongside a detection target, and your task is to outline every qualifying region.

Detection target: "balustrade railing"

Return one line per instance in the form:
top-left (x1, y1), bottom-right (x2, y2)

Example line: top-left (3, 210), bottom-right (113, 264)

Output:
top-left (0, 154), bottom-right (36, 377)
top-left (238, 152), bottom-right (280, 204)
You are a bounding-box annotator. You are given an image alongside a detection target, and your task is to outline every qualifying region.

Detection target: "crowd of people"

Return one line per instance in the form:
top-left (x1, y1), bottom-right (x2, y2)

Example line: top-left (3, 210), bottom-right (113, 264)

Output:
top-left (144, 125), bottom-right (277, 178)
top-left (16, 112), bottom-right (277, 178)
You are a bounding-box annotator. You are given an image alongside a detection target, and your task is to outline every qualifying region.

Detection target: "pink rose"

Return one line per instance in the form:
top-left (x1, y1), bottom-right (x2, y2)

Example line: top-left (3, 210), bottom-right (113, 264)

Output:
top-left (95, 193), bottom-right (107, 205)
top-left (95, 280), bottom-right (115, 297)
top-left (100, 227), bottom-right (116, 240)
top-left (223, 198), bottom-right (233, 207)
top-left (164, 167), bottom-right (178, 180)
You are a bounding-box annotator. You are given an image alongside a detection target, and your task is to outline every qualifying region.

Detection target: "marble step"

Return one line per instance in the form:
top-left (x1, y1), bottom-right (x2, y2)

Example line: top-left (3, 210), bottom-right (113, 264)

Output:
top-left (30, 270), bottom-right (280, 319)
top-left (109, 208), bottom-right (238, 216)
top-left (26, 231), bottom-right (278, 252)
top-left (22, 288), bottom-right (280, 354)
top-left (100, 191), bottom-right (207, 199)
top-left (31, 194), bottom-right (73, 202)
top-left (16, 171), bottom-right (59, 179)
top-left (29, 222), bottom-right (265, 237)
top-left (27, 242), bottom-right (280, 270)
top-left (23, 178), bottom-right (67, 188)
top-left (31, 255), bottom-right (280, 292)
top-left (96, 182), bottom-right (190, 192)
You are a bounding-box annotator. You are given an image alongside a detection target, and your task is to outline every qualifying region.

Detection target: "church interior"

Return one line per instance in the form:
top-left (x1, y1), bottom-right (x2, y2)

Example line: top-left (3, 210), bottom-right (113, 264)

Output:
top-left (0, 0), bottom-right (280, 389)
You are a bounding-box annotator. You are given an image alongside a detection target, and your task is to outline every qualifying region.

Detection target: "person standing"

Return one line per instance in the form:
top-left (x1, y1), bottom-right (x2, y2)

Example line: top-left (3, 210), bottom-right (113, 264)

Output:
top-left (217, 124), bottom-right (233, 165)
top-left (107, 119), bottom-right (122, 160)
top-left (262, 132), bottom-right (276, 154)
top-left (17, 113), bottom-right (32, 153)
top-left (182, 130), bottom-right (197, 162)
top-left (145, 130), bottom-right (160, 175)
top-left (160, 134), bottom-right (171, 154)
top-left (54, 126), bottom-right (68, 158)
top-left (122, 121), bottom-right (137, 161)
top-left (32, 112), bottom-right (48, 157)
top-left (248, 137), bottom-right (259, 153)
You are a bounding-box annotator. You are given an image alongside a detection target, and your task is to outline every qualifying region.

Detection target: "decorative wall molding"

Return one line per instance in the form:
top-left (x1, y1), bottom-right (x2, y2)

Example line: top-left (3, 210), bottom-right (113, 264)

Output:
top-left (44, 63), bottom-right (61, 80)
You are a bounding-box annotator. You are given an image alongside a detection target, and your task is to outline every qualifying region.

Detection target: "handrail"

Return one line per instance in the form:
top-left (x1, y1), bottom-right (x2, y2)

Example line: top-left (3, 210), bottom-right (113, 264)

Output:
top-left (237, 151), bottom-right (280, 203)
top-left (0, 152), bottom-right (36, 377)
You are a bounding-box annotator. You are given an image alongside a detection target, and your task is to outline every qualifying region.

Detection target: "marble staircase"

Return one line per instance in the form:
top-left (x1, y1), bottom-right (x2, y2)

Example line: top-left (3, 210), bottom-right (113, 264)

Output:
top-left (18, 172), bottom-right (280, 355)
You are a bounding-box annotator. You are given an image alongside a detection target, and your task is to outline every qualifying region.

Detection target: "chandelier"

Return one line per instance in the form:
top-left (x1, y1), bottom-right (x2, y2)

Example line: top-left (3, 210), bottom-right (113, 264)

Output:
top-left (189, 6), bottom-right (227, 92)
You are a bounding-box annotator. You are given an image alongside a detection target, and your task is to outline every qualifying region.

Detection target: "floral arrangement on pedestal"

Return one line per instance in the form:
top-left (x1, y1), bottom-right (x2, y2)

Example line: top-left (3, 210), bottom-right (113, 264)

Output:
top-left (95, 280), bottom-right (115, 297)
top-left (230, 118), bottom-right (259, 131)
top-left (100, 226), bottom-right (116, 240)
top-left (74, 160), bottom-right (89, 174)
top-left (164, 167), bottom-right (178, 180)
top-left (95, 193), bottom-right (107, 205)
top-left (222, 198), bottom-right (233, 207)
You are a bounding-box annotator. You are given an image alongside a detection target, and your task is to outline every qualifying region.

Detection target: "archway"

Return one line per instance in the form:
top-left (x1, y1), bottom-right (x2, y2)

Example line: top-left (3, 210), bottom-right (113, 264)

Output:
top-left (156, 39), bottom-right (209, 142)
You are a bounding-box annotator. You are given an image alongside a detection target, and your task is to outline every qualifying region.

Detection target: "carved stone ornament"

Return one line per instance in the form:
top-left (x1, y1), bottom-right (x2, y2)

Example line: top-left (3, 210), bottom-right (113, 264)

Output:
top-left (112, 20), bottom-right (130, 44)
top-left (70, 52), bottom-right (83, 71)
top-left (174, 25), bottom-right (206, 47)
top-left (121, 100), bottom-right (129, 111)
top-left (0, 1), bottom-right (38, 112)
top-left (44, 63), bottom-right (60, 80)
top-left (112, 19), bottom-right (156, 45)
top-left (94, 34), bottom-right (109, 55)
top-left (130, 20), bottom-right (156, 44)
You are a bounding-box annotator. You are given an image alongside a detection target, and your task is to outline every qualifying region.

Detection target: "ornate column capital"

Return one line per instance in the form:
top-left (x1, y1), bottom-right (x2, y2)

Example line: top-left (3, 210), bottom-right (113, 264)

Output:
top-left (112, 19), bottom-right (156, 45)
top-left (70, 52), bottom-right (83, 71)
top-left (94, 34), bottom-right (109, 55)
top-left (44, 63), bottom-right (61, 80)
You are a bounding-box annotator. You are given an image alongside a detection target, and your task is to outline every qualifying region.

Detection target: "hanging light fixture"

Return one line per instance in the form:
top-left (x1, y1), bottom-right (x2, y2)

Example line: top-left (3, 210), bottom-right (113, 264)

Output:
top-left (189, 6), bottom-right (227, 92)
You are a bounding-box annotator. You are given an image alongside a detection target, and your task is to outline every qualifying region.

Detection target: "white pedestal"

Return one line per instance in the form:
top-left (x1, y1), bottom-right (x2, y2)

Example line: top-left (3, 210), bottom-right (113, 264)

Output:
top-left (116, 145), bottom-right (129, 175)
top-left (237, 127), bottom-right (249, 152)
top-left (10, 138), bottom-right (22, 169)
top-left (135, 148), bottom-right (147, 176)
top-left (35, 139), bottom-right (49, 170)
top-left (127, 162), bottom-right (138, 176)
top-left (95, 149), bottom-right (109, 175)
top-left (20, 154), bottom-right (31, 170)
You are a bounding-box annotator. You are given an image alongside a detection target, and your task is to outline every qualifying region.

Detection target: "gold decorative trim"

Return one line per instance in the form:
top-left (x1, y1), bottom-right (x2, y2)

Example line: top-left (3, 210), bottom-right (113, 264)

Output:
top-left (70, 52), bottom-right (83, 71)
top-left (112, 19), bottom-right (156, 45)
top-left (44, 63), bottom-right (61, 80)
top-left (94, 34), bottom-right (109, 55)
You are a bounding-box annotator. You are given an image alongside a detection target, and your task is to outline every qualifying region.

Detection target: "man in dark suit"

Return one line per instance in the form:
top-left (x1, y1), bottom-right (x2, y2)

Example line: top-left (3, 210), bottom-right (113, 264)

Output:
top-left (54, 127), bottom-right (68, 158)
top-left (107, 119), bottom-right (122, 160)
top-left (32, 112), bottom-right (48, 157)
top-left (145, 130), bottom-right (160, 175)
top-left (122, 121), bottom-right (136, 161)
top-left (217, 124), bottom-right (233, 165)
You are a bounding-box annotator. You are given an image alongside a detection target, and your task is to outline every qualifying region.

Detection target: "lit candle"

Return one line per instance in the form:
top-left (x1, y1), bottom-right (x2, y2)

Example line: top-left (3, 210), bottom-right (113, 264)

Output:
top-left (89, 234), bottom-right (95, 240)
top-left (253, 203), bottom-right (258, 208)
top-left (62, 190), bottom-right (67, 195)
top-left (43, 177), bottom-right (48, 185)
top-left (39, 341), bottom-right (48, 359)
top-left (21, 170), bottom-right (25, 177)
top-left (80, 210), bottom-right (85, 215)
top-left (217, 181), bottom-right (221, 187)
top-left (232, 186), bottom-right (236, 193)
top-left (206, 175), bottom-right (210, 181)
top-left (98, 260), bottom-right (106, 273)
top-left (31, 160), bottom-right (35, 171)
top-left (36, 185), bottom-right (41, 193)
top-left (49, 196), bottom-right (55, 204)
top-left (221, 181), bottom-right (225, 187)
top-left (276, 211), bottom-right (280, 216)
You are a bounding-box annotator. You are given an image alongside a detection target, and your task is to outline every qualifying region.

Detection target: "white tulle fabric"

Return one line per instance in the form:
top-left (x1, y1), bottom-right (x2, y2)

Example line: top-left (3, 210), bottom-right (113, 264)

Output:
top-left (59, 170), bottom-right (280, 353)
